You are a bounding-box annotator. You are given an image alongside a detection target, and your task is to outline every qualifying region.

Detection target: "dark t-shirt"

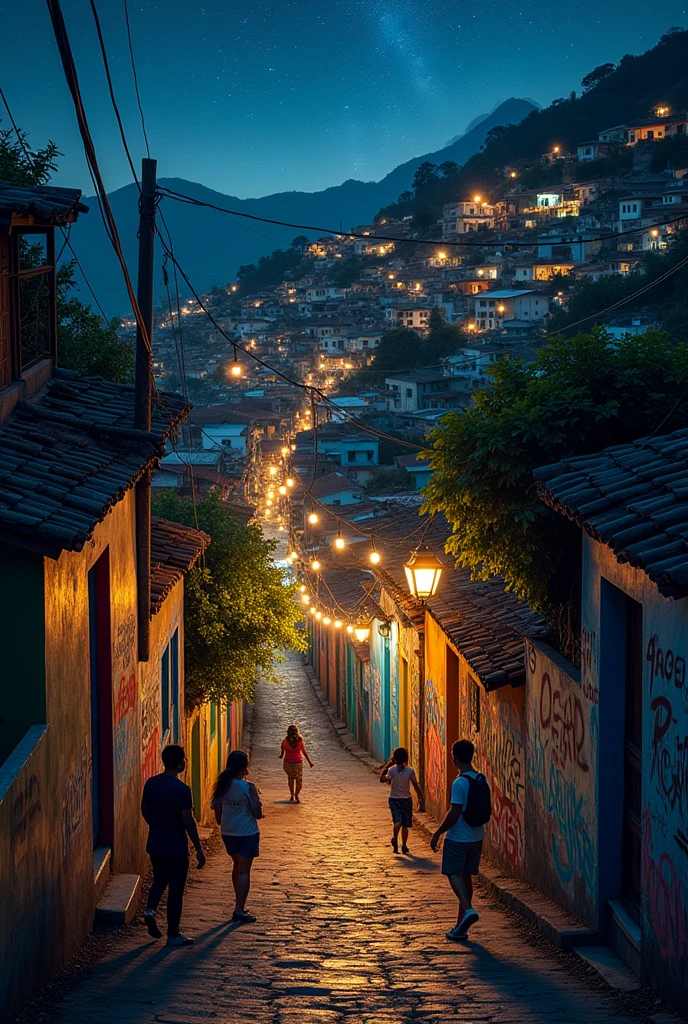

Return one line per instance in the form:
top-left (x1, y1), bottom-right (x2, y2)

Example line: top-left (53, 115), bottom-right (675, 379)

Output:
top-left (141, 773), bottom-right (193, 857)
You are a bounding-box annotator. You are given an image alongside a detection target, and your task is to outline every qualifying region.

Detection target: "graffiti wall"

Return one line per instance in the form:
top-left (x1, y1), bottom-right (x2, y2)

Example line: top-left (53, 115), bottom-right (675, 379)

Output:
top-left (464, 671), bottom-right (526, 877)
top-left (525, 639), bottom-right (597, 926)
top-left (584, 537), bottom-right (688, 1008)
top-left (424, 615), bottom-right (448, 822)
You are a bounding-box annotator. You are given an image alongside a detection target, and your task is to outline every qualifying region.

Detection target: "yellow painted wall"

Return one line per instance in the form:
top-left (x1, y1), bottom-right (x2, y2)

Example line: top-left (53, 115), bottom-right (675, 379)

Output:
top-left (423, 613), bottom-right (449, 823)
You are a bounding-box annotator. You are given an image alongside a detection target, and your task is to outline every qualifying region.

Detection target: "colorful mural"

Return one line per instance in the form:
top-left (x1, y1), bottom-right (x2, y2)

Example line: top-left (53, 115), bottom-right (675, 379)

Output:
top-left (425, 677), bottom-right (445, 812)
top-left (473, 689), bottom-right (525, 872)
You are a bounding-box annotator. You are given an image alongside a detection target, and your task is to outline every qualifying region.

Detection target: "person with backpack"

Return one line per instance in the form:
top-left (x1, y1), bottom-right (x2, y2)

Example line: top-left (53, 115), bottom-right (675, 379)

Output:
top-left (380, 746), bottom-right (425, 853)
top-left (430, 739), bottom-right (491, 941)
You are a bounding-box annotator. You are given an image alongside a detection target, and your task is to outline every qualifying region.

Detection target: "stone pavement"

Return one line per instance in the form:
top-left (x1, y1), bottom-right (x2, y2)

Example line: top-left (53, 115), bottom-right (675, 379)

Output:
top-left (53, 651), bottom-right (639, 1024)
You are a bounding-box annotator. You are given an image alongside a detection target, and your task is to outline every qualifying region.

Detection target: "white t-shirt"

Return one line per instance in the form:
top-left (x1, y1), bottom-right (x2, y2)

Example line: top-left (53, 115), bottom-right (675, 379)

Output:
top-left (386, 765), bottom-right (417, 800)
top-left (445, 771), bottom-right (485, 843)
top-left (213, 778), bottom-right (259, 836)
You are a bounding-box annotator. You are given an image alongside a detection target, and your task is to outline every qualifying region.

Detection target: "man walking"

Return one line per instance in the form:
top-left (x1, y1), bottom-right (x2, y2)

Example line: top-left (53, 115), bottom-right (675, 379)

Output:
top-left (141, 744), bottom-right (206, 947)
top-left (430, 739), bottom-right (489, 941)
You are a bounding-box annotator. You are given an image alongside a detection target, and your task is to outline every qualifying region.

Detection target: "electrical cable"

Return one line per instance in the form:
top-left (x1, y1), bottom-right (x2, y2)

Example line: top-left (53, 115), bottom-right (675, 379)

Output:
top-left (156, 184), bottom-right (688, 250)
top-left (122, 0), bottom-right (150, 159)
top-left (45, 0), bottom-right (151, 357)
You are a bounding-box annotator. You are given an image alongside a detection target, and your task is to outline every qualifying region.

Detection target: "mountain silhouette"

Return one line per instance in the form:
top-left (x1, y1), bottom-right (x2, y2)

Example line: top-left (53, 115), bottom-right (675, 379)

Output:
top-left (71, 97), bottom-right (536, 315)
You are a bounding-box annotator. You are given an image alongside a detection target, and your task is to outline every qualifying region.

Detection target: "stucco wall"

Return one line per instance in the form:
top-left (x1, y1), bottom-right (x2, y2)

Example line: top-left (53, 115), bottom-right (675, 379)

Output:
top-left (583, 537), bottom-right (688, 1006)
top-left (525, 640), bottom-right (596, 925)
top-left (463, 670), bottom-right (527, 879)
top-left (423, 614), bottom-right (448, 823)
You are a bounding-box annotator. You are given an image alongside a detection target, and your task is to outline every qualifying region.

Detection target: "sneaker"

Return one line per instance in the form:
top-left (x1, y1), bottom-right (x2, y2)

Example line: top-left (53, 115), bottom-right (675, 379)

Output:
top-left (166, 933), bottom-right (194, 947)
top-left (401, 845), bottom-right (410, 854)
top-left (144, 911), bottom-right (162, 939)
top-left (391, 837), bottom-right (399, 854)
top-left (458, 908), bottom-right (480, 932)
top-left (446, 925), bottom-right (468, 941)
top-left (232, 909), bottom-right (257, 923)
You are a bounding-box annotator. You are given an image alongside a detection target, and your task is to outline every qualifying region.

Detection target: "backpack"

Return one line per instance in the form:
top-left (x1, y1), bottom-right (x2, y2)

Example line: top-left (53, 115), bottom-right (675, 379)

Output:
top-left (460, 772), bottom-right (492, 827)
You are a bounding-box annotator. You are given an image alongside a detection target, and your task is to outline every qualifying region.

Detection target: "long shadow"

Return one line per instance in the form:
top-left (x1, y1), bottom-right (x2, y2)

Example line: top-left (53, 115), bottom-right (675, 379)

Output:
top-left (393, 854), bottom-right (439, 871)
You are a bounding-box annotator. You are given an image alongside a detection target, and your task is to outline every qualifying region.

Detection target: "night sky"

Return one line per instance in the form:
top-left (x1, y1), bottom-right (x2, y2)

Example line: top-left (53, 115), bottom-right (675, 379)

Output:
top-left (1, 0), bottom-right (687, 199)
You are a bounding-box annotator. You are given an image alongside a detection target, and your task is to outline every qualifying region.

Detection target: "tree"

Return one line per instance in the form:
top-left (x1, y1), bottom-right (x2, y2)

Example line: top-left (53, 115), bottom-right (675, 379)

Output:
top-left (370, 327), bottom-right (425, 375)
top-left (412, 162), bottom-right (439, 194)
top-left (1, 121), bottom-right (133, 382)
top-left (151, 491), bottom-right (307, 707)
top-left (397, 190), bottom-right (413, 204)
top-left (422, 329), bottom-right (688, 657)
top-left (439, 161), bottom-right (460, 178)
top-left (581, 63), bottom-right (616, 92)
top-left (365, 466), bottom-right (414, 495)
top-left (423, 312), bottom-right (466, 362)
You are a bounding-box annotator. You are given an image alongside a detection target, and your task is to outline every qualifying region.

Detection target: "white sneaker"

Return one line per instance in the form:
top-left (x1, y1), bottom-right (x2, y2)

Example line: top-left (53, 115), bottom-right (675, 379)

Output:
top-left (458, 908), bottom-right (479, 932)
top-left (166, 933), bottom-right (194, 947)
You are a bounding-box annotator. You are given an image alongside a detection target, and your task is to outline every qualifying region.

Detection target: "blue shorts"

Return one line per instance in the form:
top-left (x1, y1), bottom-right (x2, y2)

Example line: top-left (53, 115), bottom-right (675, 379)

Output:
top-left (222, 833), bottom-right (260, 859)
top-left (441, 838), bottom-right (483, 876)
top-left (389, 797), bottom-right (413, 828)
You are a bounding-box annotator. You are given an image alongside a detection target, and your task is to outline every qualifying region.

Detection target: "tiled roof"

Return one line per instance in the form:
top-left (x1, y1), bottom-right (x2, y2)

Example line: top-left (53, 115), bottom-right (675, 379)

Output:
top-left (0, 182), bottom-right (88, 226)
top-left (0, 371), bottom-right (189, 557)
top-left (150, 517), bottom-right (210, 615)
top-left (535, 427), bottom-right (688, 598)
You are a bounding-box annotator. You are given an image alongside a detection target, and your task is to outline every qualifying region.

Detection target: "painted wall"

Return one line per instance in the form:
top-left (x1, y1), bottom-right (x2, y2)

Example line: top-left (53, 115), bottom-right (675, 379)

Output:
top-left (583, 537), bottom-right (688, 1007)
top-left (423, 614), bottom-right (448, 823)
top-left (462, 668), bottom-right (527, 878)
top-left (525, 640), bottom-right (597, 925)
top-left (186, 699), bottom-right (244, 827)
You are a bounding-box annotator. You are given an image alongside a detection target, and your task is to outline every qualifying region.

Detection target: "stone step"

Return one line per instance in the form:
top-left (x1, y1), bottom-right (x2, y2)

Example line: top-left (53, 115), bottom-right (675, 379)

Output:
top-left (573, 945), bottom-right (640, 992)
top-left (479, 862), bottom-right (598, 949)
top-left (95, 873), bottom-right (141, 926)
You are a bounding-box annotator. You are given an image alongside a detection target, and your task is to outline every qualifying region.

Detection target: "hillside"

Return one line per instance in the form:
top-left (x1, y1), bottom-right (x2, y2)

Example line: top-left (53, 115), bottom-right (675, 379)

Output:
top-left (380, 27), bottom-right (688, 220)
top-left (69, 98), bottom-right (536, 315)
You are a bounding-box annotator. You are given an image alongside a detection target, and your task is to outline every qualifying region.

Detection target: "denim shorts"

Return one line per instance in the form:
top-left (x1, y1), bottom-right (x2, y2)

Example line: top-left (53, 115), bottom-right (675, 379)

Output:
top-left (441, 838), bottom-right (483, 876)
top-left (389, 797), bottom-right (413, 828)
top-left (222, 833), bottom-right (260, 859)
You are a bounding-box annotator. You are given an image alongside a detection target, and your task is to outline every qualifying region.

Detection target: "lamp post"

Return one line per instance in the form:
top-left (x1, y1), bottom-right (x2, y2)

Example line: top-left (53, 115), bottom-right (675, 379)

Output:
top-left (403, 546), bottom-right (444, 602)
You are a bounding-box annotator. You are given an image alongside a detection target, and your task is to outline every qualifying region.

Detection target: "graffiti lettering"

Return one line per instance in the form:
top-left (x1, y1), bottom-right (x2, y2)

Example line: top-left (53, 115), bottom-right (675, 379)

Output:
top-left (11, 773), bottom-right (41, 867)
top-left (113, 613), bottom-right (136, 671)
top-left (651, 695), bottom-right (688, 819)
top-left (539, 672), bottom-right (589, 772)
top-left (114, 672), bottom-right (137, 724)
top-left (643, 810), bottom-right (688, 962)
top-left (141, 725), bottom-right (161, 785)
top-left (646, 634), bottom-right (686, 692)
top-left (62, 741), bottom-right (89, 857)
top-left (425, 678), bottom-right (445, 809)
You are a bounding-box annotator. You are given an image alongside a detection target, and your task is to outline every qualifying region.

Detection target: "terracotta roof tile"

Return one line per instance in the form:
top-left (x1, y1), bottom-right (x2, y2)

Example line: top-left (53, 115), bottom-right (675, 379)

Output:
top-left (150, 517), bottom-right (210, 614)
top-left (535, 426), bottom-right (688, 597)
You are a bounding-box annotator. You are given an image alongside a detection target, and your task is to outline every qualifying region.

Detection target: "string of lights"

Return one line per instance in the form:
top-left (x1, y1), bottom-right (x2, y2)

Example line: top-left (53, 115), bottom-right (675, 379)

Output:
top-left (156, 184), bottom-right (688, 250)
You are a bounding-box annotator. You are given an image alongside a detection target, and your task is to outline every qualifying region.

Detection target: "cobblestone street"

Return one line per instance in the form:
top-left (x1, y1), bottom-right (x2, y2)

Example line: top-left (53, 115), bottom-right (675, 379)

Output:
top-left (53, 652), bottom-right (640, 1024)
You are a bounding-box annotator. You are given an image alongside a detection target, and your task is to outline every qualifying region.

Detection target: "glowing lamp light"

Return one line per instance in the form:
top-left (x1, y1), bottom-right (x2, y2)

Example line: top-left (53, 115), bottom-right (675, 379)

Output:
top-left (353, 620), bottom-right (372, 643)
top-left (323, 616), bottom-right (332, 626)
top-left (311, 559), bottom-right (321, 571)
top-left (308, 512), bottom-right (319, 525)
top-left (369, 550), bottom-right (381, 565)
top-left (301, 593), bottom-right (311, 604)
top-left (268, 466), bottom-right (278, 477)
top-left (437, 251), bottom-right (447, 260)
top-left (334, 620), bottom-right (343, 629)
top-left (334, 536), bottom-right (346, 551)
top-left (404, 546), bottom-right (444, 601)
top-left (510, 171), bottom-right (517, 178)
top-left (286, 477), bottom-right (294, 487)
top-left (281, 446), bottom-right (290, 456)
top-left (467, 322), bottom-right (476, 332)
top-left (292, 552), bottom-right (299, 562)
top-left (315, 611), bottom-right (322, 621)
top-left (497, 304), bottom-right (506, 314)
top-left (553, 145), bottom-right (560, 154)
top-left (267, 490), bottom-right (275, 498)
top-left (266, 499), bottom-right (273, 507)
top-left (279, 485), bottom-right (287, 495)
top-left (346, 624), bottom-right (354, 634)
top-left (309, 606), bottom-right (317, 616)
top-left (230, 360), bottom-right (243, 377)
top-left (651, 228), bottom-right (660, 237)
top-left (473, 194), bottom-right (482, 203)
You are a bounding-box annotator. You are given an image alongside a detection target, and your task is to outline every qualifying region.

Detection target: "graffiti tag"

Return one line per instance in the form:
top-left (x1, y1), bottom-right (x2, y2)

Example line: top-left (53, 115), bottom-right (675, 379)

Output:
top-left (646, 634), bottom-right (686, 693)
top-left (539, 671), bottom-right (589, 773)
top-left (651, 695), bottom-right (688, 819)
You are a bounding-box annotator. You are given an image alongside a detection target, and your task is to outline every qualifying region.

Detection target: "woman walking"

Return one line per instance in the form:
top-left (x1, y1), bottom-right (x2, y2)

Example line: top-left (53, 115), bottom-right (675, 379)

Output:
top-left (211, 750), bottom-right (262, 923)
top-left (279, 724), bottom-right (313, 803)
top-left (380, 746), bottom-right (424, 854)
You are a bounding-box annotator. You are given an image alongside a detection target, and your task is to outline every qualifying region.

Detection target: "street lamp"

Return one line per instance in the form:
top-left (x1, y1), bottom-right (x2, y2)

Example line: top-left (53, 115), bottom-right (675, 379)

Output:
top-left (311, 559), bottom-right (321, 571)
top-left (286, 478), bottom-right (295, 488)
top-left (353, 618), bottom-right (372, 643)
top-left (308, 511), bottom-right (319, 525)
top-left (404, 546), bottom-right (444, 601)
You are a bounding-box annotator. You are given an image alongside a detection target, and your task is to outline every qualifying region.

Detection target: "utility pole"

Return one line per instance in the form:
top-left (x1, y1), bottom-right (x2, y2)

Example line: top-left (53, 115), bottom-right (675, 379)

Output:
top-left (135, 158), bottom-right (157, 661)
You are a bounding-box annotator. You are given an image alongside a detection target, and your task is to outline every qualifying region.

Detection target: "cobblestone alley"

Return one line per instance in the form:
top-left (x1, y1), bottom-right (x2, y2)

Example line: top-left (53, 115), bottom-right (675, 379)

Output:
top-left (52, 652), bottom-right (641, 1024)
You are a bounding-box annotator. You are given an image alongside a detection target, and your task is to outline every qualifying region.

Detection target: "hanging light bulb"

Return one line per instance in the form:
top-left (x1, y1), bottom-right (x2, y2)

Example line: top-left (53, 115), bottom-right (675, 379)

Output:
top-left (286, 478), bottom-right (295, 488)
top-left (266, 499), bottom-right (273, 507)
top-left (281, 446), bottom-right (290, 456)
top-left (369, 547), bottom-right (381, 565)
top-left (279, 485), bottom-right (287, 496)
top-left (346, 624), bottom-right (354, 634)
top-left (308, 512), bottom-right (319, 525)
top-left (404, 545), bottom-right (444, 601)
top-left (315, 610), bottom-right (322, 620)
top-left (299, 584), bottom-right (306, 592)
top-left (353, 617), bottom-right (372, 643)
top-left (334, 525), bottom-right (346, 551)
top-left (309, 606), bottom-right (317, 616)
top-left (301, 593), bottom-right (310, 604)
top-left (269, 466), bottom-right (278, 477)
top-left (323, 616), bottom-right (332, 626)
top-left (334, 619), bottom-right (343, 629)
top-left (292, 552), bottom-right (300, 563)
top-left (311, 559), bottom-right (321, 571)
top-left (230, 344), bottom-right (242, 377)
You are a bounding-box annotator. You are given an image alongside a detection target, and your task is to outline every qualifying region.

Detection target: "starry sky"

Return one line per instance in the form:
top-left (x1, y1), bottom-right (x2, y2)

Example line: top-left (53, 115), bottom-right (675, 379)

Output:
top-left (1, 0), bottom-right (686, 199)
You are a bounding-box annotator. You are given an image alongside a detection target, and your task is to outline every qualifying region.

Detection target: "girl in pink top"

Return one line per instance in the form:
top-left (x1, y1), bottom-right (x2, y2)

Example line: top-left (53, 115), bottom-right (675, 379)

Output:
top-left (279, 724), bottom-right (313, 803)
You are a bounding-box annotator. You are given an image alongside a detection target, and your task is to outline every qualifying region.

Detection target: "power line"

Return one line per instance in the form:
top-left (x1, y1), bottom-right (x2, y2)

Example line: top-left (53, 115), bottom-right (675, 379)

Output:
top-left (122, 0), bottom-right (151, 159)
top-left (156, 184), bottom-right (688, 250)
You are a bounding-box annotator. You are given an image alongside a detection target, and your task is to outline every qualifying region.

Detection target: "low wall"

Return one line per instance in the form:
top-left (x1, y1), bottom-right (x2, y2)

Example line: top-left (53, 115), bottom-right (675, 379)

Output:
top-left (0, 725), bottom-right (93, 1016)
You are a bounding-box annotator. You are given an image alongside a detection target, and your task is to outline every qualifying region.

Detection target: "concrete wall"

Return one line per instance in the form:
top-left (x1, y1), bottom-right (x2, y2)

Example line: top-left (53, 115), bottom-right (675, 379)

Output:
top-left (525, 640), bottom-right (597, 925)
top-left (583, 537), bottom-right (688, 1007)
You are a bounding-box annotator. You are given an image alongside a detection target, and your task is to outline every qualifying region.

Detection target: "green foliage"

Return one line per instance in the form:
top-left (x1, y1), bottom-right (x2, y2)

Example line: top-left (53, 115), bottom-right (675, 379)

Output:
top-left (422, 329), bottom-right (688, 652)
top-left (365, 466), bottom-right (414, 495)
top-left (151, 491), bottom-right (307, 708)
top-left (236, 242), bottom-right (315, 296)
top-left (0, 124), bottom-right (59, 186)
top-left (371, 327), bottom-right (426, 375)
top-left (56, 262), bottom-right (133, 382)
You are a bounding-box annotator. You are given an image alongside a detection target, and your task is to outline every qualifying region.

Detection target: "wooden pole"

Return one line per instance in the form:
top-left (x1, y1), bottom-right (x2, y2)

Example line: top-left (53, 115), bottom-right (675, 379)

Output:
top-left (135, 158), bottom-right (156, 661)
